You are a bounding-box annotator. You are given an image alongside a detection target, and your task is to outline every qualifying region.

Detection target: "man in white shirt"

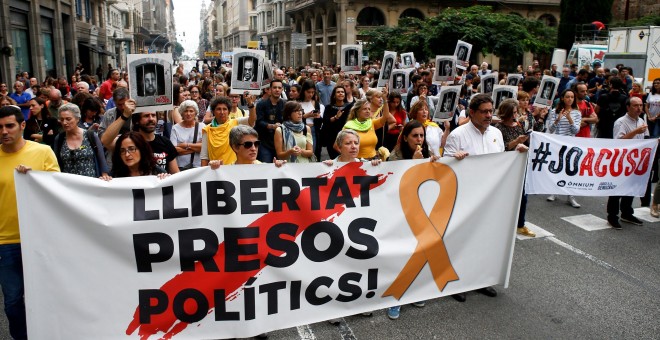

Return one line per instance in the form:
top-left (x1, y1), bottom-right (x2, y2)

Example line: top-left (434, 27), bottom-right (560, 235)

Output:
top-left (444, 94), bottom-right (506, 156)
top-left (444, 94), bottom-right (527, 302)
top-left (607, 97), bottom-right (649, 229)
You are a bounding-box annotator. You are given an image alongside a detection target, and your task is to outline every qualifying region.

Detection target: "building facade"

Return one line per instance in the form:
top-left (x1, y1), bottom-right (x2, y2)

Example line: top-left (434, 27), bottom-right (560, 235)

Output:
top-left (256, 0), bottom-right (292, 66)
top-left (0, 0), bottom-right (176, 85)
top-left (0, 0), bottom-right (78, 83)
top-left (285, 0), bottom-right (561, 69)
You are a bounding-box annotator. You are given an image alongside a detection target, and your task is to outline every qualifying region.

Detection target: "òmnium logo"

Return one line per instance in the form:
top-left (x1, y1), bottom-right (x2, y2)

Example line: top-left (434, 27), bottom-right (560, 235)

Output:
top-left (557, 180), bottom-right (566, 187)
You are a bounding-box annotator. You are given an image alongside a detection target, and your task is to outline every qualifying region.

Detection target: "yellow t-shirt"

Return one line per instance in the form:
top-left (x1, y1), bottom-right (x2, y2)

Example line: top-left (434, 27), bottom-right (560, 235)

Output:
top-left (345, 118), bottom-right (385, 159)
top-left (0, 141), bottom-right (60, 244)
top-left (203, 119), bottom-right (240, 165)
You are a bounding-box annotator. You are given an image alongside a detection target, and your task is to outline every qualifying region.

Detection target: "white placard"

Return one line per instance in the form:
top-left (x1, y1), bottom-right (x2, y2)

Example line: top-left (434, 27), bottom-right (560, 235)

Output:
top-left (127, 53), bottom-right (174, 113)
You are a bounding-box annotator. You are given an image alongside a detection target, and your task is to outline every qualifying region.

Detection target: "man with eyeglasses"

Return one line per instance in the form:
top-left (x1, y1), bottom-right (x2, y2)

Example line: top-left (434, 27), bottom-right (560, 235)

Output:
top-left (0, 105), bottom-right (59, 340)
top-left (444, 94), bottom-right (527, 302)
top-left (606, 97), bottom-right (648, 229)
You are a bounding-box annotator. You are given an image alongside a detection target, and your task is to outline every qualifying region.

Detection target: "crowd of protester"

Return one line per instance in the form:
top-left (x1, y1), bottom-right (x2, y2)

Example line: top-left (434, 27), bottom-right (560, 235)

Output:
top-left (1, 55), bottom-right (659, 338)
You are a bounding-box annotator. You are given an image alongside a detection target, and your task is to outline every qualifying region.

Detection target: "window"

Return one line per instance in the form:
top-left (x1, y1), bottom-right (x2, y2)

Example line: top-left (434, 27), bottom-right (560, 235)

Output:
top-left (41, 17), bottom-right (56, 75)
top-left (76, 0), bottom-right (82, 17)
top-left (10, 11), bottom-right (31, 75)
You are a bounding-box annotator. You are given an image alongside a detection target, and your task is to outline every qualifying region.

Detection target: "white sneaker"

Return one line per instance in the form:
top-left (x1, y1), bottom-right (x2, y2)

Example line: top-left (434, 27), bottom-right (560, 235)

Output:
top-left (568, 196), bottom-right (580, 208)
top-left (547, 195), bottom-right (556, 202)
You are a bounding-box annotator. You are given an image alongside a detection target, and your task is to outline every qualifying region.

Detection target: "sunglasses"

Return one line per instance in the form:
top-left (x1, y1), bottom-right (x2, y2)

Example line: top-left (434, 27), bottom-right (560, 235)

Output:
top-left (238, 141), bottom-right (260, 148)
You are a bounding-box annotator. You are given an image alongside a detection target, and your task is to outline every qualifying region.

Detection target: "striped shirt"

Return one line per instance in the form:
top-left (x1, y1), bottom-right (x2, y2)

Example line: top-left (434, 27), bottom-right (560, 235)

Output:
top-left (547, 109), bottom-right (581, 136)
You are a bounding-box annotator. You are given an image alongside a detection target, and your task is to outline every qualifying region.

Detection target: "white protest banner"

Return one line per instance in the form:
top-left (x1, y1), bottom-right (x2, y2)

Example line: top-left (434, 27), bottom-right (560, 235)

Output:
top-left (127, 53), bottom-right (174, 113)
top-left (525, 132), bottom-right (657, 196)
top-left (17, 154), bottom-right (525, 339)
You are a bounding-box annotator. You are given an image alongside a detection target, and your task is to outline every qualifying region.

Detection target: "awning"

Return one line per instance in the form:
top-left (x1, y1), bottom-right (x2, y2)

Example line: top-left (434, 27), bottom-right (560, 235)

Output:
top-left (79, 42), bottom-right (117, 57)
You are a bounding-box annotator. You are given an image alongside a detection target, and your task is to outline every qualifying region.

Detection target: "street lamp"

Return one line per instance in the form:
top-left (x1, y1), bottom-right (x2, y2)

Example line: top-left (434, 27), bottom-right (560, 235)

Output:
top-left (148, 33), bottom-right (169, 53)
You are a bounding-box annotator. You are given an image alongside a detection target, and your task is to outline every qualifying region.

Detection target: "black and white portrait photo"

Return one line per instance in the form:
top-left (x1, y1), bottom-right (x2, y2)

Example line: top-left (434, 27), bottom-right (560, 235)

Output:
top-left (453, 40), bottom-right (472, 70)
top-left (401, 52), bottom-right (415, 69)
top-left (382, 58), bottom-right (393, 81)
top-left (506, 74), bottom-right (523, 87)
top-left (127, 53), bottom-right (173, 113)
top-left (231, 48), bottom-right (265, 95)
top-left (341, 45), bottom-right (362, 73)
top-left (432, 85), bottom-right (461, 122)
top-left (480, 72), bottom-right (498, 95)
top-left (441, 92), bottom-right (456, 112)
top-left (491, 85), bottom-right (518, 115)
top-left (378, 51), bottom-right (397, 88)
top-left (136, 63), bottom-right (165, 97)
top-left (533, 75), bottom-right (560, 108)
top-left (541, 82), bottom-right (555, 100)
top-left (389, 69), bottom-right (409, 94)
top-left (239, 56), bottom-right (258, 82)
top-left (346, 50), bottom-right (359, 67)
top-left (394, 74), bottom-right (405, 89)
top-left (433, 56), bottom-right (456, 84)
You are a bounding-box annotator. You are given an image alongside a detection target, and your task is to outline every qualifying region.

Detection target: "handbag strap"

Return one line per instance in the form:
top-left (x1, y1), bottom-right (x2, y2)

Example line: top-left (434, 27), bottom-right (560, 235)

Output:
top-left (190, 122), bottom-right (198, 164)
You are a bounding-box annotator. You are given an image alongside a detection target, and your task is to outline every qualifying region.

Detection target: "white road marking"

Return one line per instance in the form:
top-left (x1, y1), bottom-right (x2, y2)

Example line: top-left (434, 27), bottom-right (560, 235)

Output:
top-left (296, 324), bottom-right (316, 340)
top-left (633, 207), bottom-right (660, 223)
top-left (516, 222), bottom-right (554, 240)
top-left (337, 318), bottom-right (357, 340)
top-left (561, 214), bottom-right (611, 231)
top-left (546, 236), bottom-right (613, 269)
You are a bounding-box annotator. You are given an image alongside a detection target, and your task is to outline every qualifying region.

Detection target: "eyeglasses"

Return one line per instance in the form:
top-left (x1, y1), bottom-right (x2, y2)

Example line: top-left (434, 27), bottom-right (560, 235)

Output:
top-left (238, 141), bottom-right (260, 148)
top-left (476, 109), bottom-right (494, 114)
top-left (120, 146), bottom-right (138, 155)
top-left (191, 91), bottom-right (199, 94)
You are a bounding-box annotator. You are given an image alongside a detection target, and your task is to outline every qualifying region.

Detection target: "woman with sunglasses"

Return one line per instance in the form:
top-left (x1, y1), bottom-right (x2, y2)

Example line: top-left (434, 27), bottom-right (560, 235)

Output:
top-left (274, 101), bottom-right (314, 163)
top-left (229, 125), bottom-right (285, 166)
top-left (52, 103), bottom-right (109, 179)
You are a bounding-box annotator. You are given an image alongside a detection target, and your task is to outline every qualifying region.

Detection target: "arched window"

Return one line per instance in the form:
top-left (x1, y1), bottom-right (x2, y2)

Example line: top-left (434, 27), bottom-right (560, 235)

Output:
top-left (399, 8), bottom-right (425, 20)
top-left (538, 14), bottom-right (557, 27)
top-left (327, 11), bottom-right (337, 28)
top-left (315, 14), bottom-right (323, 30)
top-left (357, 7), bottom-right (385, 27)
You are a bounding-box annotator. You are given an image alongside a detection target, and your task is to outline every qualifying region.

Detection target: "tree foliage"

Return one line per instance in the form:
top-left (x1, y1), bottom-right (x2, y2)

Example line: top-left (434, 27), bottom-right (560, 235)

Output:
top-left (610, 15), bottom-right (660, 28)
top-left (557, 0), bottom-right (614, 50)
top-left (360, 6), bottom-right (556, 64)
top-left (173, 42), bottom-right (184, 60)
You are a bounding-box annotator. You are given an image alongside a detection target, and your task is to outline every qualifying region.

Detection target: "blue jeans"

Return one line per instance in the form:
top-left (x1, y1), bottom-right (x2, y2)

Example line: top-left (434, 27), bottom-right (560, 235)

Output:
top-left (0, 244), bottom-right (27, 340)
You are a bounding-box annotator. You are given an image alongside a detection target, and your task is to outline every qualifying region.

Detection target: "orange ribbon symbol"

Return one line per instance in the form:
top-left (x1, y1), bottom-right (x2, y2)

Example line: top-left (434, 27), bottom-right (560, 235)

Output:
top-left (382, 162), bottom-right (459, 300)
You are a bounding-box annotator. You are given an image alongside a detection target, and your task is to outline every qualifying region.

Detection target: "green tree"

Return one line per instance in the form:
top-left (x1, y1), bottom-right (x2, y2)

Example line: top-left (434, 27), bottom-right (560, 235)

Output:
top-left (173, 42), bottom-right (184, 60)
top-left (610, 14), bottom-right (660, 27)
top-left (361, 6), bottom-right (555, 66)
top-left (557, 0), bottom-right (614, 50)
